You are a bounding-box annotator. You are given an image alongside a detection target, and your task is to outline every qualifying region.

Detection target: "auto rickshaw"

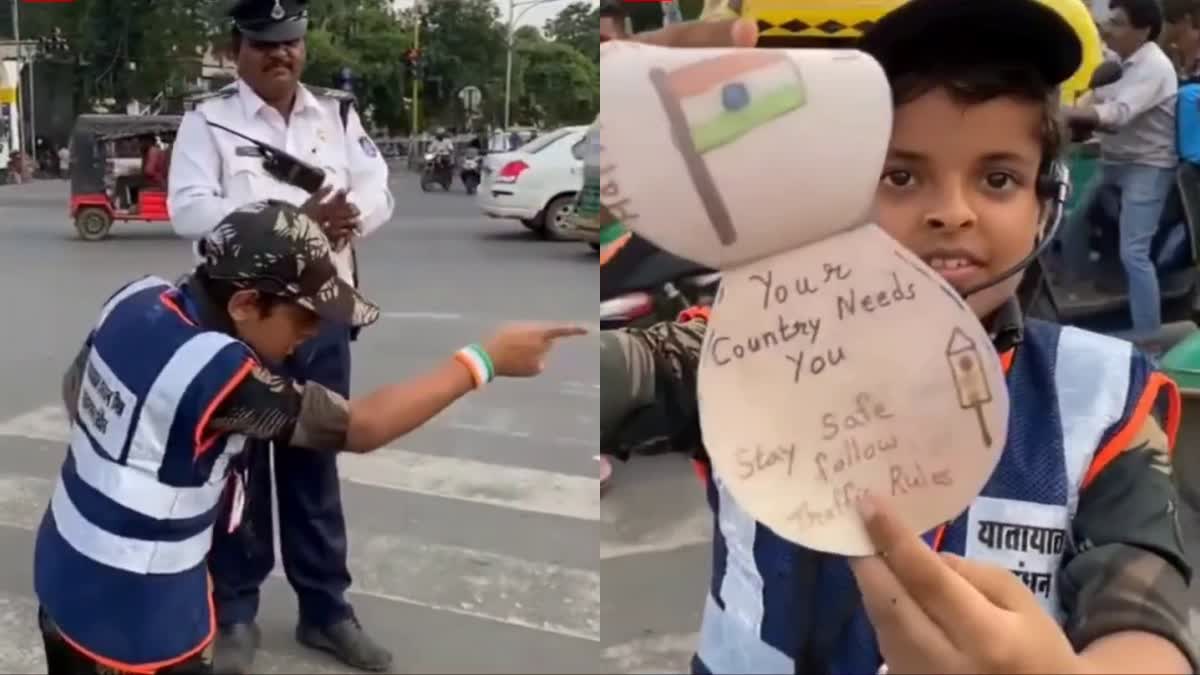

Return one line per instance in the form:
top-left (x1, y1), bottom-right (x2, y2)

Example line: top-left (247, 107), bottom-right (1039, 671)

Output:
top-left (68, 114), bottom-right (181, 241)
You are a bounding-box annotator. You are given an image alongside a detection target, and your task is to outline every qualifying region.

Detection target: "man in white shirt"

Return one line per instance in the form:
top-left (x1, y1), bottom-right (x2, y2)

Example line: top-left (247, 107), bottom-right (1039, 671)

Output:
top-left (1062, 0), bottom-right (1178, 336)
top-left (167, 0), bottom-right (394, 672)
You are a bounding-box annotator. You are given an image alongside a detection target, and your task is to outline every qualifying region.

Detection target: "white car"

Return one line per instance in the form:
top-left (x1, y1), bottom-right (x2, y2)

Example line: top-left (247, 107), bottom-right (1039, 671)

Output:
top-left (477, 125), bottom-right (588, 240)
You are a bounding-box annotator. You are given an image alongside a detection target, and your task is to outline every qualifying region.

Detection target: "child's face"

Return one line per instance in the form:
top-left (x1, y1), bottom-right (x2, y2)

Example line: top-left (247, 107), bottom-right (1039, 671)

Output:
top-left (229, 290), bottom-right (322, 364)
top-left (875, 86), bottom-right (1044, 319)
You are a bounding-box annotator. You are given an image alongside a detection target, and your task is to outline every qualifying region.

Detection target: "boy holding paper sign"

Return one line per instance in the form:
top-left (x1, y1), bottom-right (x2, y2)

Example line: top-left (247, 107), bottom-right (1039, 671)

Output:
top-left (599, 1), bottom-right (1196, 674)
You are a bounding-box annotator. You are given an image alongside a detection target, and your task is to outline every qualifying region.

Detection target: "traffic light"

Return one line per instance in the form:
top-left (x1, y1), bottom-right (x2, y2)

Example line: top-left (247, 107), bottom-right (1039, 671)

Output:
top-left (38, 27), bottom-right (69, 55)
top-left (405, 49), bottom-right (424, 80)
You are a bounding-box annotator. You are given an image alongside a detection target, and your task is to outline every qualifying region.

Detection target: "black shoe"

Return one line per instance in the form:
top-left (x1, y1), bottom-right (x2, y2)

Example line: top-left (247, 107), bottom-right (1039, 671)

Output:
top-left (296, 617), bottom-right (393, 672)
top-left (212, 622), bottom-right (260, 675)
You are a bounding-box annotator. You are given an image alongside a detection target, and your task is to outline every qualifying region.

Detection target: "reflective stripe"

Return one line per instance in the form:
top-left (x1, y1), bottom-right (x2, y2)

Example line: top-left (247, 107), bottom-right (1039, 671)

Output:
top-left (50, 476), bottom-right (213, 574)
top-left (697, 593), bottom-right (792, 674)
top-left (68, 425), bottom-right (226, 520)
top-left (1054, 326), bottom-right (1132, 518)
top-left (96, 277), bottom-right (169, 329)
top-left (714, 476), bottom-right (766, 633)
top-left (700, 476), bottom-right (790, 673)
top-left (126, 332), bottom-right (239, 470)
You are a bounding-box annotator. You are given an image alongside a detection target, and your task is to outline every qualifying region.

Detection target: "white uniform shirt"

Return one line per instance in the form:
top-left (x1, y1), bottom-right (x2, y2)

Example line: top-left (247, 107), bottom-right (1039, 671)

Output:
top-left (1093, 41), bottom-right (1179, 169)
top-left (167, 79), bottom-right (394, 285)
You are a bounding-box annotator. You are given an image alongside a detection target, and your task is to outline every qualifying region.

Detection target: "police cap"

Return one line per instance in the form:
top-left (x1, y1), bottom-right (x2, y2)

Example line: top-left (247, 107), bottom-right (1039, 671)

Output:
top-left (229, 0), bottom-right (309, 43)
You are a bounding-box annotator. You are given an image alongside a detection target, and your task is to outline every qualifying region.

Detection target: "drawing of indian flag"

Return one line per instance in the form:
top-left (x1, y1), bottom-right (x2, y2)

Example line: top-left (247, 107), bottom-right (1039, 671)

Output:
top-left (654, 51), bottom-right (806, 154)
top-left (648, 51), bottom-right (805, 245)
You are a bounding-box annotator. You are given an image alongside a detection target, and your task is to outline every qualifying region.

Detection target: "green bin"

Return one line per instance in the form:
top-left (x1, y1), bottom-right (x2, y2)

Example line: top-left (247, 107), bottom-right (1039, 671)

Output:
top-left (1065, 141), bottom-right (1100, 217)
top-left (1160, 334), bottom-right (1200, 524)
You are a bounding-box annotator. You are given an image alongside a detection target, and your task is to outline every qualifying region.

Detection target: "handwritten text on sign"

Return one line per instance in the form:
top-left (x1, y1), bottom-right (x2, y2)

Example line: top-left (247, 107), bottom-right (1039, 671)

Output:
top-left (696, 225), bottom-right (1009, 554)
top-left (706, 261), bottom-right (919, 382)
top-left (733, 391), bottom-right (957, 534)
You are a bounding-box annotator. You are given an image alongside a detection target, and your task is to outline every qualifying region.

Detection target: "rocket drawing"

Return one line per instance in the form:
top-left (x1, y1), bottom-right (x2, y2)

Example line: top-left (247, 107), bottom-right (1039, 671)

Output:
top-left (945, 327), bottom-right (995, 447)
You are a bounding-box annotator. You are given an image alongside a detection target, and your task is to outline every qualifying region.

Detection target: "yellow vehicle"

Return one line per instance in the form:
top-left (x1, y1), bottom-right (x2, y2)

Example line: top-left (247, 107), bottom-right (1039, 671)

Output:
top-left (699, 0), bottom-right (1103, 104)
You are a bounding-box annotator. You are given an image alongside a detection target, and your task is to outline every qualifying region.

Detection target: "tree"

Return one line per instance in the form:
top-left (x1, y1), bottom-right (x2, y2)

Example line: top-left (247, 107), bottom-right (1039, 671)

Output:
top-left (8, 0), bottom-right (221, 109)
top-left (544, 1), bottom-right (598, 60)
top-left (510, 30), bottom-right (597, 128)
top-left (409, 0), bottom-right (506, 129)
top-left (303, 0), bottom-right (413, 133)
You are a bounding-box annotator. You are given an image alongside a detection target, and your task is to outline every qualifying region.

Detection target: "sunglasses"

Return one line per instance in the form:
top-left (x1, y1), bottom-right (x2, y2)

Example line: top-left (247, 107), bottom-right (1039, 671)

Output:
top-left (246, 38), bottom-right (301, 52)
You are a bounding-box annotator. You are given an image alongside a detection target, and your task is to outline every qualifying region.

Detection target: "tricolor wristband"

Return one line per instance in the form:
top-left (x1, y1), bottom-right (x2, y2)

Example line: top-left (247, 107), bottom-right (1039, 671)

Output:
top-left (455, 344), bottom-right (495, 389)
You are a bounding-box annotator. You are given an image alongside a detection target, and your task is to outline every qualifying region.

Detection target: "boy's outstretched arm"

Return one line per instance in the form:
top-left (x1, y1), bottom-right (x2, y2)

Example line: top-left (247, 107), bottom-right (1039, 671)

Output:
top-left (599, 311), bottom-right (708, 459)
top-left (1060, 393), bottom-right (1197, 674)
top-left (205, 324), bottom-right (586, 454)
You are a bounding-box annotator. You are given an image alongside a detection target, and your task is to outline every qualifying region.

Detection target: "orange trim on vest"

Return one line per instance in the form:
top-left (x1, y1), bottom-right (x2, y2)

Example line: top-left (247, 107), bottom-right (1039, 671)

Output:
top-left (194, 359), bottom-right (257, 459)
top-left (678, 305), bottom-right (712, 323)
top-left (159, 291), bottom-right (197, 328)
top-left (53, 574), bottom-right (217, 673)
top-left (999, 347), bottom-right (1014, 373)
top-left (598, 232), bottom-right (632, 266)
top-left (1081, 371), bottom-right (1181, 490)
top-left (931, 523), bottom-right (947, 551)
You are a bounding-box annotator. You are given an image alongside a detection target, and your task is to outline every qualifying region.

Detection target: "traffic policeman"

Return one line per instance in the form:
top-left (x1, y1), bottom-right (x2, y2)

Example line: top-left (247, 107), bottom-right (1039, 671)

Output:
top-left (166, 0), bottom-right (394, 671)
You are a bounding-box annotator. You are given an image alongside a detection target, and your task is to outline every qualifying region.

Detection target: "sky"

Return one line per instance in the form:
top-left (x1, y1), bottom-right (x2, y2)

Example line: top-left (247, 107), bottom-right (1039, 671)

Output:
top-left (391, 0), bottom-right (598, 30)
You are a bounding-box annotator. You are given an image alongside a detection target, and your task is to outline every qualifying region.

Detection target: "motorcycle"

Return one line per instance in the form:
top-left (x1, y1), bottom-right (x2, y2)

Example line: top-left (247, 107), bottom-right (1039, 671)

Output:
top-left (421, 151), bottom-right (455, 192)
top-left (460, 155), bottom-right (481, 195)
top-left (600, 233), bottom-right (721, 330)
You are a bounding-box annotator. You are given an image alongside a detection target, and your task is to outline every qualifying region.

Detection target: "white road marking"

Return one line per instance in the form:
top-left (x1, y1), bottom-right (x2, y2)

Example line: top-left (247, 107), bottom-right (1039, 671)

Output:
top-left (337, 446), bottom-right (598, 521)
top-left (600, 507), bottom-right (711, 560)
top-left (0, 405), bottom-right (599, 522)
top-left (560, 382), bottom-right (600, 399)
top-left (0, 475), bottom-right (599, 640)
top-left (603, 632), bottom-right (698, 674)
top-left (381, 311), bottom-right (464, 320)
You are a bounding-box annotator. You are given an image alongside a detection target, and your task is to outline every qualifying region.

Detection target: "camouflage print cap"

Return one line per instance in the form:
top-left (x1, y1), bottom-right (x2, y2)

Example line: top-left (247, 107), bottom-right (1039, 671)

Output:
top-left (202, 200), bottom-right (381, 328)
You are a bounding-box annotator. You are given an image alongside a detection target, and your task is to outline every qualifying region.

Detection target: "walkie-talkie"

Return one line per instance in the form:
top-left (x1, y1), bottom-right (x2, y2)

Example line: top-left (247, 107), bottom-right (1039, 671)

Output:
top-left (206, 121), bottom-right (327, 194)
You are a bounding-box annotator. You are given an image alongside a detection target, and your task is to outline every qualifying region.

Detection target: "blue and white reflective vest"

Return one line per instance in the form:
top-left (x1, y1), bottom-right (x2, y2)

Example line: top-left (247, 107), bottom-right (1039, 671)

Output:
top-left (693, 320), bottom-right (1179, 675)
top-left (33, 276), bottom-right (256, 669)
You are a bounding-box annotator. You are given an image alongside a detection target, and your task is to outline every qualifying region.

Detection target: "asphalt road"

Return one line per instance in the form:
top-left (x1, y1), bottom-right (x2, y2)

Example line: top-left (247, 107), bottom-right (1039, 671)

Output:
top-left (0, 171), bottom-right (600, 674)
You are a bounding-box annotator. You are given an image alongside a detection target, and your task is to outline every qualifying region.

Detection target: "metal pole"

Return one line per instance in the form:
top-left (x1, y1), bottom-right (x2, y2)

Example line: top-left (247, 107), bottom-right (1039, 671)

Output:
top-left (27, 42), bottom-right (34, 156)
top-left (503, 0), bottom-right (513, 130)
top-left (411, 2), bottom-right (421, 138)
top-left (11, 0), bottom-right (20, 154)
top-left (503, 0), bottom-right (568, 132)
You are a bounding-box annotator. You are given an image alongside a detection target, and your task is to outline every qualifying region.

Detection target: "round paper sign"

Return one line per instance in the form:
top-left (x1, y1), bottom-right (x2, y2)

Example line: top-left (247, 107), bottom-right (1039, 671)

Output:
top-left (698, 225), bottom-right (1010, 556)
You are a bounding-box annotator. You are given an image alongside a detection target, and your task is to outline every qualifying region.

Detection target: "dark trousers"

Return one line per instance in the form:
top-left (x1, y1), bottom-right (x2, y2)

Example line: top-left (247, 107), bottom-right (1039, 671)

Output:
top-left (208, 322), bottom-right (354, 628)
top-left (40, 606), bottom-right (213, 674)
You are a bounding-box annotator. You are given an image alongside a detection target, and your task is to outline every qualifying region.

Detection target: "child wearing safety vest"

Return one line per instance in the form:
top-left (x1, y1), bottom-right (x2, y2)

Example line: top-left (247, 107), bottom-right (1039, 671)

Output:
top-left (600, 1), bottom-right (1198, 673)
top-left (32, 201), bottom-right (585, 675)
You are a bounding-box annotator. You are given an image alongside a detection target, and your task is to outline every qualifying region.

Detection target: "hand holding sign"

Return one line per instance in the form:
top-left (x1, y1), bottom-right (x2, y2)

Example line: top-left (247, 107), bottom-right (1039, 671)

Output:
top-left (850, 496), bottom-right (1084, 674)
top-left (600, 45), bottom-right (1009, 555)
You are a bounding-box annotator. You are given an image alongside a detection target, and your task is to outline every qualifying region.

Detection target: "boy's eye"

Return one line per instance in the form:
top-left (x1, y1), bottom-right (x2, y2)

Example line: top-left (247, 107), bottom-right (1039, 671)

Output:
top-left (881, 170), bottom-right (914, 188)
top-left (984, 172), bottom-right (1018, 191)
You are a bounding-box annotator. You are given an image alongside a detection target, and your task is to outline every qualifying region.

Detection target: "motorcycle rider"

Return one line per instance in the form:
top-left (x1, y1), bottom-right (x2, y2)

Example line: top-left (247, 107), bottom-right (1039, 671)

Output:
top-left (600, 1), bottom-right (1195, 673)
top-left (428, 128), bottom-right (455, 158)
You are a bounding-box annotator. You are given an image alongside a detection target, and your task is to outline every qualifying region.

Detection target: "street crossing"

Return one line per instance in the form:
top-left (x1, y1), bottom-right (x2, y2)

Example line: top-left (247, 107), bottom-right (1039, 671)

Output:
top-left (0, 401), bottom-right (600, 673)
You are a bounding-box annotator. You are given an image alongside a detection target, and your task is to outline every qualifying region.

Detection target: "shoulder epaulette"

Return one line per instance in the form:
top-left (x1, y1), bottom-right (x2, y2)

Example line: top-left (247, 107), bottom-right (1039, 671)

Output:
top-left (306, 85), bottom-right (357, 103)
top-left (184, 84), bottom-right (238, 107)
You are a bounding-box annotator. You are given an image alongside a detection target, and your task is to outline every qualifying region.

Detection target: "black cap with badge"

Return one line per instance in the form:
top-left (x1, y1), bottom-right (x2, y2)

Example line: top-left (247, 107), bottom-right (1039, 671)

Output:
top-left (229, 0), bottom-right (310, 43)
top-left (203, 200), bottom-right (381, 329)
